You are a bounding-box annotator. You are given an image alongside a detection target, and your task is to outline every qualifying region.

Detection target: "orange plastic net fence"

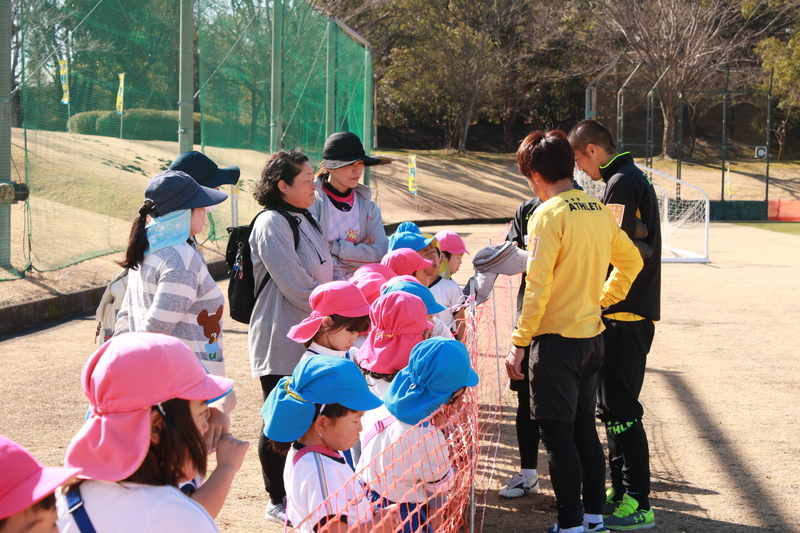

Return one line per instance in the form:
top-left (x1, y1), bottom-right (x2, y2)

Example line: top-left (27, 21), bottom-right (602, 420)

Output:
top-left (768, 199), bottom-right (800, 221)
top-left (288, 228), bottom-right (519, 533)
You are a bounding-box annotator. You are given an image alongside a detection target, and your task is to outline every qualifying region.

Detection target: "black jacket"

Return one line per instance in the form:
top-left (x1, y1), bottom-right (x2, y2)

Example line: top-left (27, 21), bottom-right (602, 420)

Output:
top-left (599, 153), bottom-right (661, 321)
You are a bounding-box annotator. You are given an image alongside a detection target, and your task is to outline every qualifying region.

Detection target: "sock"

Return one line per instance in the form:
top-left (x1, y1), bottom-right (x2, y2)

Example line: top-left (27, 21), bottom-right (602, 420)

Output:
top-left (584, 514), bottom-right (603, 528)
top-left (520, 468), bottom-right (537, 479)
top-left (628, 493), bottom-right (650, 511)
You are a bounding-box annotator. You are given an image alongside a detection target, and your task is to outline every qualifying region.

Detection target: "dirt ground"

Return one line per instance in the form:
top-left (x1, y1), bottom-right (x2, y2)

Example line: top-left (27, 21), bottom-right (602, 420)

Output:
top-left (1, 221), bottom-right (799, 532)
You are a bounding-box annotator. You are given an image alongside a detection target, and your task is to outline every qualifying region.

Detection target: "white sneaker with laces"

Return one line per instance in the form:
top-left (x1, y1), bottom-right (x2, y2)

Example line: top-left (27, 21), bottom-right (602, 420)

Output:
top-left (498, 472), bottom-right (540, 498)
top-left (265, 499), bottom-right (289, 525)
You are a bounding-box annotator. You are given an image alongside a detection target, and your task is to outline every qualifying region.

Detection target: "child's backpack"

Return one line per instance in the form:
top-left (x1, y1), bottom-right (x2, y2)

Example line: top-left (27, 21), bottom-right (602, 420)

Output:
top-left (226, 208), bottom-right (300, 324)
top-left (94, 268), bottom-right (129, 346)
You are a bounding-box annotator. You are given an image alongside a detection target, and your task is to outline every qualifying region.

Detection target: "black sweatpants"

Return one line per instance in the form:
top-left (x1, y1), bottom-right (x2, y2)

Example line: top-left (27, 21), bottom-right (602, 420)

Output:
top-left (259, 374), bottom-right (287, 504)
top-left (597, 318), bottom-right (655, 504)
top-left (530, 334), bottom-right (606, 528)
top-left (509, 344), bottom-right (539, 470)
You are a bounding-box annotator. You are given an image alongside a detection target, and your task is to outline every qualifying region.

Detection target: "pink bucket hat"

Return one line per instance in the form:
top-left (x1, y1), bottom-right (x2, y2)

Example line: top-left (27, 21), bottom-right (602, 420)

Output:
top-left (287, 281), bottom-right (371, 343)
top-left (64, 332), bottom-right (234, 482)
top-left (350, 271), bottom-right (387, 304)
top-left (380, 248), bottom-right (433, 277)
top-left (357, 292), bottom-right (431, 375)
top-left (435, 230), bottom-right (469, 255)
top-left (354, 263), bottom-right (397, 280)
top-left (0, 436), bottom-right (80, 520)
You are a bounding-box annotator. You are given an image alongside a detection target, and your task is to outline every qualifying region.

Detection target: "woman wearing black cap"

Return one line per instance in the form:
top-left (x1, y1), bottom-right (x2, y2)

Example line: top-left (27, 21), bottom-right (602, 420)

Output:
top-left (308, 131), bottom-right (390, 279)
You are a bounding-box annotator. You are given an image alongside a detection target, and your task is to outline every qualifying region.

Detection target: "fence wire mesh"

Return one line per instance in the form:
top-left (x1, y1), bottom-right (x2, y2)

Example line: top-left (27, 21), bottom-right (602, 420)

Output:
top-left (5, 0), bottom-right (371, 280)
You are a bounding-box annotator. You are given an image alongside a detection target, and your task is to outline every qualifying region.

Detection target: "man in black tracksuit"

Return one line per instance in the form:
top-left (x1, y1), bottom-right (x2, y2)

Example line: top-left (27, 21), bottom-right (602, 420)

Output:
top-left (569, 120), bottom-right (661, 531)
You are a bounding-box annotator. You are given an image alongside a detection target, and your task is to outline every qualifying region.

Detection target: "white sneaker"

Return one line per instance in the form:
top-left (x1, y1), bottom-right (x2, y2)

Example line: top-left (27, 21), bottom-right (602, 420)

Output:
top-left (265, 500), bottom-right (289, 525)
top-left (498, 472), bottom-right (540, 498)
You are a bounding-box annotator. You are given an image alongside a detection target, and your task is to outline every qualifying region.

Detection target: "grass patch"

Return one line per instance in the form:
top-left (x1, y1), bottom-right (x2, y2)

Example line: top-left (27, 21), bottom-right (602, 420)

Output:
top-left (730, 222), bottom-right (800, 236)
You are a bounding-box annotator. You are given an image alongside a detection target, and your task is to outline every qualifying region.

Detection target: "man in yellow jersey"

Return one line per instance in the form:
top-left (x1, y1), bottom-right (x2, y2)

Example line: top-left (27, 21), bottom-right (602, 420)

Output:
top-left (505, 130), bottom-right (643, 533)
top-left (569, 121), bottom-right (661, 531)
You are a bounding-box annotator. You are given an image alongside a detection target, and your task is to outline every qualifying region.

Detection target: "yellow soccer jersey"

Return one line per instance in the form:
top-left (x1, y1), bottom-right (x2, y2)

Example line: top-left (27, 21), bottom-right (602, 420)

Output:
top-left (511, 189), bottom-right (643, 346)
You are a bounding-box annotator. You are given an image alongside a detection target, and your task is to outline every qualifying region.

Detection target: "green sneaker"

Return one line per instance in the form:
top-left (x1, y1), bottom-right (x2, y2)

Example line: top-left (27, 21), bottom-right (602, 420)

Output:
top-left (603, 494), bottom-right (655, 531)
top-left (603, 487), bottom-right (623, 516)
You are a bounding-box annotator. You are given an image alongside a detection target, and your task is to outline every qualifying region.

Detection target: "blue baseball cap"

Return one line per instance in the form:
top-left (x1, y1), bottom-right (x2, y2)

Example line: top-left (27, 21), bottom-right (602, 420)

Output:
top-left (145, 170), bottom-right (228, 218)
top-left (168, 151), bottom-right (240, 189)
top-left (383, 337), bottom-right (479, 425)
top-left (381, 279), bottom-right (446, 314)
top-left (388, 231), bottom-right (435, 252)
top-left (261, 355), bottom-right (382, 443)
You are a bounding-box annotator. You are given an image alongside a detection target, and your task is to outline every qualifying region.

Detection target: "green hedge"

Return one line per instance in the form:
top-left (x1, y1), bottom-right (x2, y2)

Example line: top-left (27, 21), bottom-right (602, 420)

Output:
top-left (68, 109), bottom-right (222, 144)
top-left (67, 111), bottom-right (106, 134)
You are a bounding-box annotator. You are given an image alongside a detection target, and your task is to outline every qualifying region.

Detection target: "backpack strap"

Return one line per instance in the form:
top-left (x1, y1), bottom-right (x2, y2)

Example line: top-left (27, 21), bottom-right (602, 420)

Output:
top-left (252, 208), bottom-right (301, 302)
top-left (362, 415), bottom-right (397, 449)
top-left (66, 486), bottom-right (98, 533)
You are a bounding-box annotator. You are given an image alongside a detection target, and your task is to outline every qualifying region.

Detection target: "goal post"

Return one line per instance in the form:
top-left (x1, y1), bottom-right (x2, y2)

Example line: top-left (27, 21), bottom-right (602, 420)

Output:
top-left (577, 164), bottom-right (711, 263)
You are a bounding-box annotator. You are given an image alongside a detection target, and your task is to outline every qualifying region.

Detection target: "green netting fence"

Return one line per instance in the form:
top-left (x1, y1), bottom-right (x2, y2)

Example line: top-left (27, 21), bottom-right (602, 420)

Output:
top-left (3, 0), bottom-right (372, 281)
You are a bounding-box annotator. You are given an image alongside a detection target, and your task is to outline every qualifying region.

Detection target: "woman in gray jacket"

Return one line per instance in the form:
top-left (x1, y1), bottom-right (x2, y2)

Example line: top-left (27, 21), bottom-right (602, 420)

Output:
top-left (309, 131), bottom-right (389, 279)
top-left (248, 149), bottom-right (334, 524)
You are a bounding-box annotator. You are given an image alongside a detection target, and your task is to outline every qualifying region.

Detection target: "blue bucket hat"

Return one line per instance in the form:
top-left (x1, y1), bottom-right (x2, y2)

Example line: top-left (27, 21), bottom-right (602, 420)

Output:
top-left (388, 231), bottom-right (435, 252)
top-left (262, 355), bottom-right (382, 443)
top-left (381, 279), bottom-right (446, 314)
top-left (168, 151), bottom-right (240, 189)
top-left (396, 221), bottom-right (421, 234)
top-left (145, 170), bottom-right (228, 218)
top-left (383, 337), bottom-right (479, 426)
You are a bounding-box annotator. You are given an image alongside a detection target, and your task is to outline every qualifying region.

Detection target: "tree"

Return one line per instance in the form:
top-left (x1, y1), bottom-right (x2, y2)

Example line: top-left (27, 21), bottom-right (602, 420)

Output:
top-left (592, 0), bottom-right (798, 158)
top-left (757, 31), bottom-right (800, 160)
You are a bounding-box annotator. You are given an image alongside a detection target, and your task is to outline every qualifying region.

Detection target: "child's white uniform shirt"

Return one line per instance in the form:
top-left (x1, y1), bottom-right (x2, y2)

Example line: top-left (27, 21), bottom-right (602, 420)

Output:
top-left (356, 404), bottom-right (453, 504)
top-left (428, 276), bottom-right (464, 332)
top-left (364, 373), bottom-right (392, 400)
top-left (285, 444), bottom-right (374, 533)
top-left (299, 342), bottom-right (358, 362)
top-left (56, 480), bottom-right (220, 533)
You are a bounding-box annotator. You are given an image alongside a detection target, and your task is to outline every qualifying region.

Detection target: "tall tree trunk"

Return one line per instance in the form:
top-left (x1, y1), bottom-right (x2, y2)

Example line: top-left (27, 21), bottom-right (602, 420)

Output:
top-left (502, 100), bottom-right (518, 153)
top-left (660, 98), bottom-right (679, 159)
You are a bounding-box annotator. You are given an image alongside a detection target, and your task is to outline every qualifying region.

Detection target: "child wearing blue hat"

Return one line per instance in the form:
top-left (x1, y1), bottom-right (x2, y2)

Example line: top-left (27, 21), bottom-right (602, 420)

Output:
top-left (261, 355), bottom-right (397, 533)
top-left (356, 337), bottom-right (479, 533)
top-left (381, 279), bottom-right (454, 339)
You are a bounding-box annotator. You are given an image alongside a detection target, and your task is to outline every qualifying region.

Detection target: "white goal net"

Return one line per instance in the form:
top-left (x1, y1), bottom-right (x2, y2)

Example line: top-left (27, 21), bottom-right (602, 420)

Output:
top-left (576, 164), bottom-right (710, 263)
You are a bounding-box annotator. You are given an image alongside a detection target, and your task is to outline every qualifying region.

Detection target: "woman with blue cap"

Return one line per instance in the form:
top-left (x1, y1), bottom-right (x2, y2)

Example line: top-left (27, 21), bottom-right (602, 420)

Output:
top-left (356, 337), bottom-right (479, 533)
top-left (261, 355), bottom-right (397, 533)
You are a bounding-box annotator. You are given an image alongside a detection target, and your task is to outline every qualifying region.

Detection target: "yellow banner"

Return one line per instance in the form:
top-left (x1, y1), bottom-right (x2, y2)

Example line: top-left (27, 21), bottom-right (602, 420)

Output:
top-left (59, 60), bottom-right (69, 104)
top-left (408, 154), bottom-right (417, 194)
top-left (116, 73), bottom-right (125, 114)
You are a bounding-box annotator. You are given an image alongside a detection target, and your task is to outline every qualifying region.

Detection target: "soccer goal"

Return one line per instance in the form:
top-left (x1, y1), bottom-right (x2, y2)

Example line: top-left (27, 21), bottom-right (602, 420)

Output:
top-left (577, 165), bottom-right (710, 263)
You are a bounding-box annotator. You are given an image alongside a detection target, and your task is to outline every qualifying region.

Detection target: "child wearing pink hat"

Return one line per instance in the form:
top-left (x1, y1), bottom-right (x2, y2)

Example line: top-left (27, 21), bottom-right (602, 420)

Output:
top-left (434, 230), bottom-right (469, 278)
top-left (349, 271), bottom-right (389, 351)
top-left (357, 291), bottom-right (432, 398)
top-left (354, 262), bottom-right (396, 281)
top-left (380, 248), bottom-right (433, 279)
top-left (0, 436), bottom-right (80, 533)
top-left (429, 230), bottom-right (470, 340)
top-left (287, 280), bottom-right (372, 362)
top-left (56, 332), bottom-right (249, 532)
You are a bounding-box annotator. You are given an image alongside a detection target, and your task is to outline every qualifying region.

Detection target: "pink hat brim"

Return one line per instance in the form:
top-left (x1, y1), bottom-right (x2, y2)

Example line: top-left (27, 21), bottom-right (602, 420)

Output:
top-left (0, 465), bottom-right (80, 519)
top-left (287, 315), bottom-right (326, 343)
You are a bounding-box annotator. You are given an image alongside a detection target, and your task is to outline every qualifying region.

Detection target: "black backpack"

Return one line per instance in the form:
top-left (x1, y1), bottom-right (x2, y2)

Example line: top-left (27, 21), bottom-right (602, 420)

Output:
top-left (226, 208), bottom-right (299, 324)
